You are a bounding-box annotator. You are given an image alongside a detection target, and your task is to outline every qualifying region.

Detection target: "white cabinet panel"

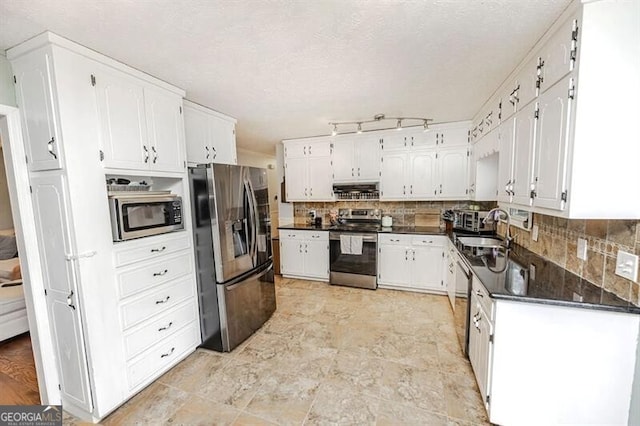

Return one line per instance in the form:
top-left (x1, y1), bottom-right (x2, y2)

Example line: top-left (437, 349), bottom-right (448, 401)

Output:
top-left (533, 76), bottom-right (573, 210)
top-left (438, 147), bottom-right (469, 199)
top-left (94, 66), bottom-right (148, 170)
top-left (412, 245), bottom-right (444, 291)
top-left (378, 245), bottom-right (412, 287)
top-left (308, 158), bottom-right (334, 200)
top-left (304, 239), bottom-right (330, 279)
top-left (410, 150), bottom-right (437, 198)
top-left (144, 88), bottom-right (184, 172)
top-left (283, 139), bottom-right (333, 201)
top-left (540, 17), bottom-right (575, 93)
top-left (356, 136), bottom-right (381, 181)
top-left (380, 153), bottom-right (407, 200)
top-left (210, 114), bottom-right (237, 165)
top-left (284, 157), bottom-right (308, 201)
top-left (184, 104), bottom-right (210, 164)
top-left (511, 102), bottom-right (537, 206)
top-left (497, 118), bottom-right (516, 203)
top-left (516, 56), bottom-right (539, 110)
top-left (331, 137), bottom-right (355, 181)
top-left (12, 48), bottom-right (64, 171)
top-left (280, 231), bottom-right (329, 280)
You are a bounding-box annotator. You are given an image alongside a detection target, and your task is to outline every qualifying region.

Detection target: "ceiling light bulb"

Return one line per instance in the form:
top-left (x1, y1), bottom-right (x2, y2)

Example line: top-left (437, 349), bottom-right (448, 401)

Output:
top-left (357, 123), bottom-right (362, 134)
top-left (396, 119), bottom-right (402, 130)
top-left (331, 124), bottom-right (337, 136)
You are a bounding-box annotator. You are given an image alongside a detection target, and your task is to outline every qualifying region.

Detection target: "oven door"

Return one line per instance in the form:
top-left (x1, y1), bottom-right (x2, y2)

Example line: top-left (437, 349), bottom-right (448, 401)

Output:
top-left (329, 232), bottom-right (377, 289)
top-left (111, 196), bottom-right (183, 241)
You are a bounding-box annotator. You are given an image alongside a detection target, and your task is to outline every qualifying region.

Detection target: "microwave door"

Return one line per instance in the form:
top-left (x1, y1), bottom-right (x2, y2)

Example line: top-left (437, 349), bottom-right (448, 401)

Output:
top-left (211, 164), bottom-right (253, 283)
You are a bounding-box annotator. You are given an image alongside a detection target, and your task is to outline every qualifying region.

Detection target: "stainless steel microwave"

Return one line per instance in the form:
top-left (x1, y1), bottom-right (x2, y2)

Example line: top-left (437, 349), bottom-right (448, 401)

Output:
top-left (108, 193), bottom-right (184, 241)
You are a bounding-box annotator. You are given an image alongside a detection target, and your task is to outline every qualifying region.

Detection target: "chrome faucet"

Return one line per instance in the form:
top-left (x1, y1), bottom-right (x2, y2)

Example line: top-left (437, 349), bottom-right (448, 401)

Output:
top-left (483, 207), bottom-right (512, 248)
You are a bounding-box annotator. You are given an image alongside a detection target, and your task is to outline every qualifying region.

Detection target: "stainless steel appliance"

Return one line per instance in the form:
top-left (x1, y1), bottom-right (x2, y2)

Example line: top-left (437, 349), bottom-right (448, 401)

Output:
top-left (454, 251), bottom-right (472, 356)
top-left (188, 164), bottom-right (275, 352)
top-left (108, 193), bottom-right (183, 241)
top-left (329, 208), bottom-right (381, 290)
top-left (453, 209), bottom-right (494, 233)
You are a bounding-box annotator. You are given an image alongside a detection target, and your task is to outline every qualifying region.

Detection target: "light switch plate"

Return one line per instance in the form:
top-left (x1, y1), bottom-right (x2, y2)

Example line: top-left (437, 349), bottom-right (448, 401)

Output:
top-left (577, 238), bottom-right (588, 261)
top-left (531, 224), bottom-right (539, 242)
top-left (615, 250), bottom-right (639, 281)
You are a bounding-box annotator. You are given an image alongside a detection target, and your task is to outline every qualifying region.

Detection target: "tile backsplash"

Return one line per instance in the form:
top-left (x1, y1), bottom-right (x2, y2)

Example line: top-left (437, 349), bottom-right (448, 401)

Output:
top-left (498, 216), bottom-right (640, 306)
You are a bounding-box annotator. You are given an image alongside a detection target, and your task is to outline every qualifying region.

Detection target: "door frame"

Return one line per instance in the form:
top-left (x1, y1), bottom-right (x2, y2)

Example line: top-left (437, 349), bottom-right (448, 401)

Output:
top-left (0, 104), bottom-right (60, 404)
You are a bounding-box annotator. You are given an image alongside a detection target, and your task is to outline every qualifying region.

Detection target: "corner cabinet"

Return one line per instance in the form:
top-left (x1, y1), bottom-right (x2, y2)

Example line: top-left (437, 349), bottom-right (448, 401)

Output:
top-left (282, 137), bottom-right (333, 202)
top-left (479, 1), bottom-right (640, 218)
top-left (184, 100), bottom-right (237, 165)
top-left (8, 32), bottom-right (199, 422)
top-left (93, 64), bottom-right (185, 173)
top-left (377, 234), bottom-right (446, 293)
top-left (279, 230), bottom-right (329, 281)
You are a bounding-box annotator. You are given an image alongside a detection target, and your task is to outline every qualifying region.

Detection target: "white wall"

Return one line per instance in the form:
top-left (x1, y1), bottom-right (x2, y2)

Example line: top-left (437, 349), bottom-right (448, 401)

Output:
top-left (0, 54), bottom-right (16, 107)
top-left (0, 147), bottom-right (14, 229)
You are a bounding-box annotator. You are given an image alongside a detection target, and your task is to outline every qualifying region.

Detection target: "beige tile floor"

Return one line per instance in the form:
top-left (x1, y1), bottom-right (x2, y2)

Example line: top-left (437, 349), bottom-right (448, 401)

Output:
top-left (70, 277), bottom-right (489, 425)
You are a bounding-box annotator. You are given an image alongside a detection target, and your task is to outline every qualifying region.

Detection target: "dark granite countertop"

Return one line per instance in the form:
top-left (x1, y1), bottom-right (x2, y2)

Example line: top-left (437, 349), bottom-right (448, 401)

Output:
top-left (278, 223), bottom-right (446, 236)
top-left (452, 234), bottom-right (640, 315)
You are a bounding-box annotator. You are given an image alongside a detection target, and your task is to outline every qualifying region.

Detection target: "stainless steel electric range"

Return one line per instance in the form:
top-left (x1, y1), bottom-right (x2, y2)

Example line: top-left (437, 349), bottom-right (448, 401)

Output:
top-left (329, 209), bottom-right (381, 290)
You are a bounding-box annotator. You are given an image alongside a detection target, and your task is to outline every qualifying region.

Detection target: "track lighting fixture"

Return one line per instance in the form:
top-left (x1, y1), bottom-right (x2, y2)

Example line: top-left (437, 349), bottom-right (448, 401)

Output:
top-left (328, 114), bottom-right (432, 136)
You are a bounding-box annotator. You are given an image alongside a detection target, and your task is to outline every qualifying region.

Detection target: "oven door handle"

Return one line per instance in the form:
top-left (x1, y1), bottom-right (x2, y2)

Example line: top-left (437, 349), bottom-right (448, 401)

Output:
top-left (329, 234), bottom-right (377, 242)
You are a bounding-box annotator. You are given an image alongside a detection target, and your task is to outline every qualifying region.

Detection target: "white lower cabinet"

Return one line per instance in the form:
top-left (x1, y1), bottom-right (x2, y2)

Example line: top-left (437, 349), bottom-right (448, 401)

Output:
top-left (377, 234), bottom-right (446, 292)
top-left (280, 230), bottom-right (329, 281)
top-left (468, 276), bottom-right (494, 410)
top-left (113, 233), bottom-right (200, 393)
top-left (445, 240), bottom-right (457, 309)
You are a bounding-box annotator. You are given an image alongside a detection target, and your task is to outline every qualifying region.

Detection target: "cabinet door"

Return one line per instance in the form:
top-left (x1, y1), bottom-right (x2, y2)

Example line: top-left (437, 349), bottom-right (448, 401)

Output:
top-left (410, 150), bottom-right (437, 198)
top-left (283, 140), bottom-right (308, 158)
top-left (355, 136), bottom-right (381, 181)
top-left (30, 174), bottom-right (93, 412)
top-left (409, 131), bottom-right (437, 150)
top-left (13, 50), bottom-right (64, 171)
top-left (378, 245), bottom-right (411, 287)
top-left (380, 153), bottom-right (407, 200)
top-left (437, 128), bottom-right (468, 147)
top-left (412, 246), bottom-right (444, 291)
top-left (331, 137), bottom-right (355, 182)
top-left (144, 88), bottom-right (184, 172)
top-left (94, 66), bottom-right (148, 170)
top-left (476, 305), bottom-right (492, 404)
top-left (497, 118), bottom-right (516, 203)
top-left (533, 76), bottom-right (573, 210)
top-left (516, 56), bottom-right (539, 109)
top-left (446, 252), bottom-right (456, 309)
top-left (380, 133), bottom-right (410, 152)
top-left (438, 147), bottom-right (469, 199)
top-left (210, 115), bottom-right (237, 165)
top-left (511, 102), bottom-right (537, 206)
top-left (284, 157), bottom-right (308, 201)
top-left (280, 238), bottom-right (304, 276)
top-left (183, 104), bottom-right (209, 164)
top-left (304, 239), bottom-right (329, 279)
top-left (540, 16), bottom-right (575, 93)
top-left (308, 156), bottom-right (334, 201)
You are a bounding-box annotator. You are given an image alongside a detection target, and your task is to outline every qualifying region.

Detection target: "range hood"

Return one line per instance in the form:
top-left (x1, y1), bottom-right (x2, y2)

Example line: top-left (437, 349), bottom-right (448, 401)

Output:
top-left (332, 183), bottom-right (379, 200)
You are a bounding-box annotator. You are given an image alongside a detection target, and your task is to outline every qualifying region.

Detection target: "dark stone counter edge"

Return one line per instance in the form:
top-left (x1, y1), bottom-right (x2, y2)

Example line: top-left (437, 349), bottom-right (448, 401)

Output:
top-left (278, 224), bottom-right (446, 235)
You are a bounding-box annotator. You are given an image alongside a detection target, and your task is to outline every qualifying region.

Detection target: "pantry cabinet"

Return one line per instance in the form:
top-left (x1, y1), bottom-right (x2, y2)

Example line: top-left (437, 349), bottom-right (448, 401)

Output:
top-left (280, 230), bottom-right (329, 281)
top-left (283, 137), bottom-right (333, 201)
top-left (184, 100), bottom-right (237, 165)
top-left (377, 234), bottom-right (445, 292)
top-left (94, 65), bottom-right (185, 173)
top-left (332, 134), bottom-right (380, 182)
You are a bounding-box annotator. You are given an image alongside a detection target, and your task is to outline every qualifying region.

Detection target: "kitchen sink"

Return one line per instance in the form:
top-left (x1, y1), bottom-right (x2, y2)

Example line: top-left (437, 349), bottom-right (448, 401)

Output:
top-left (456, 236), bottom-right (504, 248)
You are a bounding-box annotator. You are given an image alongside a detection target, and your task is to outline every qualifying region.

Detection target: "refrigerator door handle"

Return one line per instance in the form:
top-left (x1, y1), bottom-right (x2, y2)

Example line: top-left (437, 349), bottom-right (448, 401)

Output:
top-left (224, 262), bottom-right (273, 291)
top-left (244, 176), bottom-right (259, 264)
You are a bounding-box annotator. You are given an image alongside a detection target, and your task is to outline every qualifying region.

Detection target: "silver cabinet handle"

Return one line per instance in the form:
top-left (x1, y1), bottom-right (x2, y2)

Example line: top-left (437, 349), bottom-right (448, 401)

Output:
top-left (475, 290), bottom-right (484, 298)
top-left (153, 269), bottom-right (168, 277)
top-left (152, 146), bottom-right (158, 163)
top-left (299, 244), bottom-right (303, 253)
top-left (352, 167), bottom-right (354, 177)
top-left (439, 183), bottom-right (442, 194)
top-left (66, 290), bottom-right (76, 310)
top-left (358, 167), bottom-right (361, 176)
top-left (151, 246), bottom-right (166, 253)
top-left (47, 137), bottom-right (57, 159)
top-left (412, 250), bottom-right (415, 261)
top-left (410, 185), bottom-right (413, 194)
top-left (158, 322), bottom-right (173, 332)
top-left (405, 250), bottom-right (408, 261)
top-left (205, 146), bottom-right (210, 159)
top-left (212, 146), bottom-right (217, 159)
top-left (155, 296), bottom-right (170, 304)
top-left (403, 185), bottom-right (406, 195)
top-left (160, 347), bottom-right (175, 358)
top-left (305, 243), bottom-right (308, 253)
top-left (143, 145), bottom-right (149, 163)
top-left (422, 240), bottom-right (433, 244)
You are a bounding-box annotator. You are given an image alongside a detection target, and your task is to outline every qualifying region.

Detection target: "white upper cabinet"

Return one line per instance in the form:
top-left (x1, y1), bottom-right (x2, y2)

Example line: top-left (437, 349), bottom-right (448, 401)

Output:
top-left (510, 102), bottom-right (537, 206)
top-left (94, 65), bottom-right (185, 173)
top-left (11, 47), bottom-right (64, 171)
top-left (379, 152), bottom-right (407, 199)
top-left (283, 137), bottom-right (333, 201)
top-left (539, 16), bottom-right (575, 93)
top-left (332, 134), bottom-right (380, 182)
top-left (438, 147), bottom-right (469, 199)
top-left (184, 100), bottom-right (237, 165)
top-left (497, 118), bottom-right (516, 203)
top-left (516, 56), bottom-right (539, 110)
top-left (410, 150), bottom-right (437, 198)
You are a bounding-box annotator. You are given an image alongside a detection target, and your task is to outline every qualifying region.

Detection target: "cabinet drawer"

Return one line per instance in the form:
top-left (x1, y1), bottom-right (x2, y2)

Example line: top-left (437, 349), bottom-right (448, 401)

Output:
top-left (113, 233), bottom-right (190, 267)
top-left (411, 235), bottom-right (445, 246)
top-left (126, 323), bottom-right (199, 390)
top-left (280, 230), bottom-right (328, 241)
top-left (117, 251), bottom-right (193, 299)
top-left (378, 234), bottom-right (410, 245)
top-left (119, 277), bottom-right (195, 330)
top-left (472, 276), bottom-right (493, 318)
top-left (122, 300), bottom-right (198, 360)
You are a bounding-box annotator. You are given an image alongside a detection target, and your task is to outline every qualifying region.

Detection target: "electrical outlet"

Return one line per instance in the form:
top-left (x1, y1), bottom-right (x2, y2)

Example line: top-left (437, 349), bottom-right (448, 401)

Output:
top-left (577, 238), bottom-right (587, 261)
top-left (531, 224), bottom-right (539, 242)
top-left (308, 210), bottom-right (316, 220)
top-left (615, 250), bottom-right (639, 281)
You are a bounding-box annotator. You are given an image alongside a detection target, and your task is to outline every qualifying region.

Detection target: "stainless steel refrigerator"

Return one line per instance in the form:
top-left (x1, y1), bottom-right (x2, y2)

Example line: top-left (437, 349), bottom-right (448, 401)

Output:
top-left (188, 164), bottom-right (275, 352)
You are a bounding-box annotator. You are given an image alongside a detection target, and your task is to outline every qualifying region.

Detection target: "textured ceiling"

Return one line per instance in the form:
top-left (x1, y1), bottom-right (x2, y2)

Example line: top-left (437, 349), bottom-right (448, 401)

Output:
top-left (0, 0), bottom-right (572, 154)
